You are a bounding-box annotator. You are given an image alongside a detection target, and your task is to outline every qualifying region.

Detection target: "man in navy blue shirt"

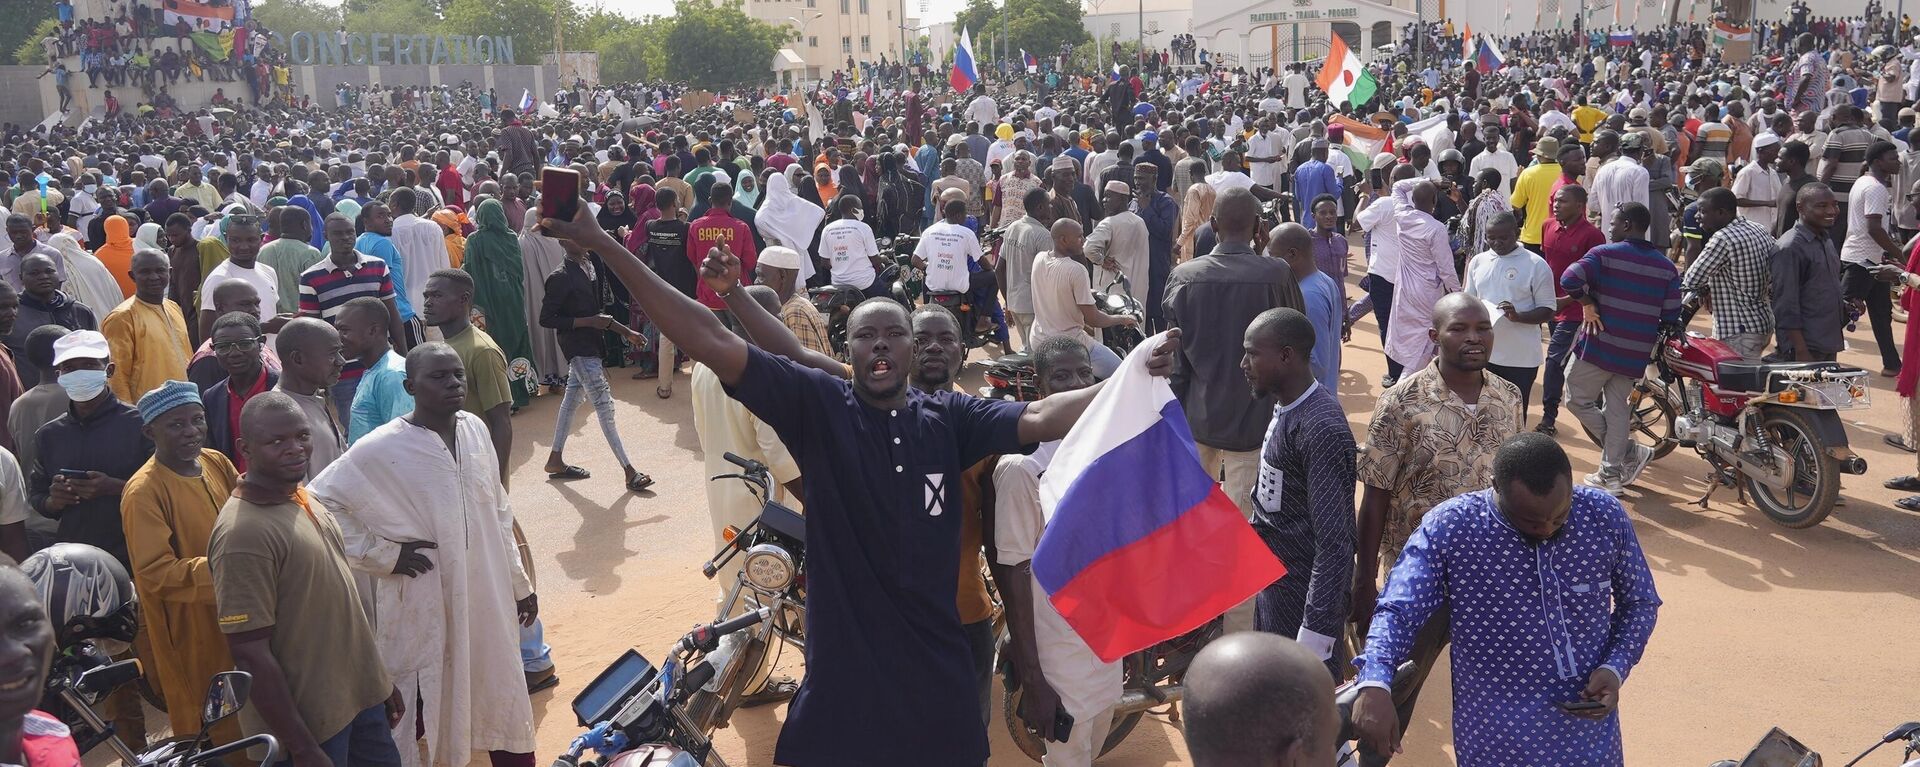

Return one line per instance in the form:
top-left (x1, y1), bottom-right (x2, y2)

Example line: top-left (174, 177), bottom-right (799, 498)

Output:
top-left (540, 206), bottom-right (1178, 767)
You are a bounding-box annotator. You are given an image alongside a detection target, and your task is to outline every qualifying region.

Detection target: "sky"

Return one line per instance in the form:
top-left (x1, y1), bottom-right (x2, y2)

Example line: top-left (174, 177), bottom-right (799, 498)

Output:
top-left (592, 0), bottom-right (968, 23)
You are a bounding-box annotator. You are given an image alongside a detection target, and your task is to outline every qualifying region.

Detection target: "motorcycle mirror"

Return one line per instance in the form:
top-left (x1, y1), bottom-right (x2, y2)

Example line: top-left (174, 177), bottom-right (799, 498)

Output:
top-left (201, 671), bottom-right (252, 730)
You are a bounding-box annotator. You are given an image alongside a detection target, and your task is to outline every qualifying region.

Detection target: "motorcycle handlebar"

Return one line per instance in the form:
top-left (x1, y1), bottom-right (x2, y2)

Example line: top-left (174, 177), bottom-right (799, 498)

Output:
top-left (75, 659), bottom-right (141, 697)
top-left (723, 452), bottom-right (767, 476)
top-left (165, 733), bottom-right (278, 766)
top-left (682, 607), bottom-right (773, 655)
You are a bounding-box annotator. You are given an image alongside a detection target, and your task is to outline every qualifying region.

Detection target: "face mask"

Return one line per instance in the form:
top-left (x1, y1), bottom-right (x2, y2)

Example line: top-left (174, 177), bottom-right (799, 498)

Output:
top-left (58, 369), bottom-right (108, 401)
top-left (83, 184), bottom-right (97, 194)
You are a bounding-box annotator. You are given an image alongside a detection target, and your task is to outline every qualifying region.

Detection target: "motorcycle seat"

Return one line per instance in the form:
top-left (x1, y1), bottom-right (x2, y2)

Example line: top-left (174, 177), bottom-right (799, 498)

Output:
top-left (1714, 361), bottom-right (1849, 393)
top-left (989, 352), bottom-right (1032, 366)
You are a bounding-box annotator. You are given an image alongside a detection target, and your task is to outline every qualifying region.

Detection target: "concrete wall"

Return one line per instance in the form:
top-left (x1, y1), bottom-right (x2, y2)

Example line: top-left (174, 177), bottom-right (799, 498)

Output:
top-left (4, 62), bottom-right (556, 129)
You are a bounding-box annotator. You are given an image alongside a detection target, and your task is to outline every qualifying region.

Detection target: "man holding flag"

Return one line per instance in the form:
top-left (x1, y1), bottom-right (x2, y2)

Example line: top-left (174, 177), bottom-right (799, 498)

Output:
top-left (536, 202), bottom-right (1180, 767)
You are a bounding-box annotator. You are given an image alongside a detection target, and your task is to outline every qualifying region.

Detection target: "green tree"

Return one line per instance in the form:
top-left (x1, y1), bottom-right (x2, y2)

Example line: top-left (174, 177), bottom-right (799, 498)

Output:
top-left (0, 0), bottom-right (54, 66)
top-left (12, 18), bottom-right (57, 65)
top-left (442, 0), bottom-right (576, 61)
top-left (661, 0), bottom-right (792, 88)
top-left (594, 17), bottom-right (669, 83)
top-left (250, 0), bottom-right (345, 40)
top-left (952, 0), bottom-right (1086, 74)
top-left (344, 0), bottom-right (443, 38)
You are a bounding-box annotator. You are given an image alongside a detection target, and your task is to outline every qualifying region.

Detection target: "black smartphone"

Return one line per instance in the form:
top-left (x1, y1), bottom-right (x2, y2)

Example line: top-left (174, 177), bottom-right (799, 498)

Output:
top-left (1051, 706), bottom-right (1074, 742)
top-left (539, 167), bottom-right (581, 223)
top-left (56, 469), bottom-right (91, 480)
top-left (1556, 699), bottom-right (1606, 712)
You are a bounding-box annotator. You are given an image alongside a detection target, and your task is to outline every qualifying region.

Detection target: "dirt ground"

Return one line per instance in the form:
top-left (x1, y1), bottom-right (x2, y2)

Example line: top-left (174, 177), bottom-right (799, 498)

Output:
top-left (505, 268), bottom-right (1920, 767)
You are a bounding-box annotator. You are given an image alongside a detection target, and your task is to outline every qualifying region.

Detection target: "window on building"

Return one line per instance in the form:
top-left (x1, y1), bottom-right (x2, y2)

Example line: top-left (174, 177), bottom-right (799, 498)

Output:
top-left (842, 36), bottom-right (852, 53)
top-left (861, 35), bottom-right (871, 52)
top-left (809, 35), bottom-right (819, 47)
top-left (859, 0), bottom-right (868, 11)
top-left (805, 0), bottom-right (814, 6)
top-left (840, 0), bottom-right (848, 12)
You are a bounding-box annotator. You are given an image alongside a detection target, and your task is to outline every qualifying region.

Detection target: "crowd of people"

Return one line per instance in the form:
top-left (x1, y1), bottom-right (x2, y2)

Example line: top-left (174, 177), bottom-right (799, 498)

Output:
top-left (0, 0), bottom-right (1914, 765)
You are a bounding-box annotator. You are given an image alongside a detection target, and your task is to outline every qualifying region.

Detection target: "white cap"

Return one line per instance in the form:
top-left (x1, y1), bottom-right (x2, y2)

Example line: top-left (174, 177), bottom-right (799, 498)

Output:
top-left (1103, 180), bottom-right (1131, 196)
top-left (758, 245), bottom-right (805, 270)
top-left (51, 330), bottom-right (109, 366)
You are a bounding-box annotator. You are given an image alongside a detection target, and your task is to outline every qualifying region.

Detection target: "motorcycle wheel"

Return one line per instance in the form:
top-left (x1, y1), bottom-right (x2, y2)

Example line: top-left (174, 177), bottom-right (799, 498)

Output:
top-left (1741, 408), bottom-right (1841, 529)
top-left (1001, 653), bottom-right (1147, 762)
top-left (514, 520), bottom-right (537, 591)
top-left (684, 631), bottom-right (773, 734)
top-left (1628, 382), bottom-right (1679, 460)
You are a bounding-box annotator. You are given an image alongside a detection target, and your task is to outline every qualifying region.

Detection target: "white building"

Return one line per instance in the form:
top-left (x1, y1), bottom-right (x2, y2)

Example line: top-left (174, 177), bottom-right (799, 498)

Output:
top-left (745, 0), bottom-right (915, 82)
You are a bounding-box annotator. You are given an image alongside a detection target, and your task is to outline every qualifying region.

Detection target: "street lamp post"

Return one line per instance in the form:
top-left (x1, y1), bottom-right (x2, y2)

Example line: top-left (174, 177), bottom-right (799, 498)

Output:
top-left (786, 12), bottom-right (824, 85)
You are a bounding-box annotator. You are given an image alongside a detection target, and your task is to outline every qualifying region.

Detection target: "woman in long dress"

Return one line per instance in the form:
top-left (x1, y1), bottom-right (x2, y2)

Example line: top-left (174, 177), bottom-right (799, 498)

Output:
top-left (518, 210), bottom-right (570, 389)
top-left (460, 199), bottom-right (539, 407)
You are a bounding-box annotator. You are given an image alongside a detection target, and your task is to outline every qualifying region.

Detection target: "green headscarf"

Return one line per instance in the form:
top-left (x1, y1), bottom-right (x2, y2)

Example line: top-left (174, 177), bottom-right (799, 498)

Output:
top-left (462, 198), bottom-right (538, 408)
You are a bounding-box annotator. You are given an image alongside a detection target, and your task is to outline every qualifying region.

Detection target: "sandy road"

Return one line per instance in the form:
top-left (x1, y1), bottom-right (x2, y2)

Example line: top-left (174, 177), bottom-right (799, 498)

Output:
top-left (504, 270), bottom-right (1920, 767)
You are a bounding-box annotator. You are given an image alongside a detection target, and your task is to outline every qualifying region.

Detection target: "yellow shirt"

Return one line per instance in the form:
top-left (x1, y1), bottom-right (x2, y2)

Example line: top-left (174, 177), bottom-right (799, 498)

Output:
top-left (120, 449), bottom-right (242, 744)
top-left (101, 296), bottom-right (191, 403)
top-left (1571, 105), bottom-right (1608, 143)
top-left (1509, 162), bottom-right (1562, 246)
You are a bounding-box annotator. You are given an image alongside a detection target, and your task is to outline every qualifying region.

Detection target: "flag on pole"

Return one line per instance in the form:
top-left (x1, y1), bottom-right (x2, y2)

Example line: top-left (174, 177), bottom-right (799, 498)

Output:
top-left (1462, 24), bottom-right (1473, 59)
top-left (518, 89), bottom-right (534, 111)
top-left (1023, 49), bottom-right (1038, 73)
top-left (1609, 30), bottom-right (1635, 46)
top-left (1314, 36), bottom-right (1377, 108)
top-left (1475, 38), bottom-right (1507, 73)
top-left (950, 27), bottom-right (979, 92)
top-left (1033, 333), bottom-right (1286, 662)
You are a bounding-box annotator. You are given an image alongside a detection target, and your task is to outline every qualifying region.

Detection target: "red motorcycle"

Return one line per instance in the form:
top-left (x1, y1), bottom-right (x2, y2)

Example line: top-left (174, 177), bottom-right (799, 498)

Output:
top-left (1628, 294), bottom-right (1871, 528)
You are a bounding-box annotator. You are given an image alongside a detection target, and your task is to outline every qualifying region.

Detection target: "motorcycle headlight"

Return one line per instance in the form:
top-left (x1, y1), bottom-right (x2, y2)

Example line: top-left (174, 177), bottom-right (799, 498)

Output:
top-left (1104, 294), bottom-right (1126, 310)
top-left (742, 544), bottom-right (796, 591)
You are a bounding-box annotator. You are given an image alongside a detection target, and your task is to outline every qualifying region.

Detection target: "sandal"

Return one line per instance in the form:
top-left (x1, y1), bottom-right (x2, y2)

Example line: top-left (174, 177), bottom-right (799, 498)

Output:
top-left (656, 386), bottom-right (673, 399)
top-left (1534, 421), bottom-right (1558, 436)
top-left (547, 466), bottom-right (591, 481)
top-left (1896, 496), bottom-right (1920, 512)
top-left (741, 676), bottom-right (799, 708)
top-left (1887, 434), bottom-right (1916, 454)
top-left (1884, 475), bottom-right (1920, 492)
top-left (632, 369), bottom-right (658, 380)
top-left (626, 472), bottom-right (655, 492)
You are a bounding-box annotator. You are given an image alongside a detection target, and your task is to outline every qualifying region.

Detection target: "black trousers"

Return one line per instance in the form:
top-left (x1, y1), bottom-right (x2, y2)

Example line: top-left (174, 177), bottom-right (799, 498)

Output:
top-left (1842, 261), bottom-right (1903, 371)
top-left (1485, 362), bottom-right (1540, 417)
top-left (1367, 275), bottom-right (1402, 382)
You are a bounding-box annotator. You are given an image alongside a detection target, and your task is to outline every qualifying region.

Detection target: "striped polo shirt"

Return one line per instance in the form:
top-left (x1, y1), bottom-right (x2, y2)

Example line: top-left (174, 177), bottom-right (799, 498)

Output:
top-left (1560, 238), bottom-right (1684, 378)
top-left (299, 251), bottom-right (395, 323)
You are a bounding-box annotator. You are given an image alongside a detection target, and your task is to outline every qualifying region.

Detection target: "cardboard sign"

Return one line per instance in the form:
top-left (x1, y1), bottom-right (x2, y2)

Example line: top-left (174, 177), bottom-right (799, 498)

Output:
top-left (734, 106), bottom-right (755, 124)
top-left (681, 90), bottom-right (717, 110)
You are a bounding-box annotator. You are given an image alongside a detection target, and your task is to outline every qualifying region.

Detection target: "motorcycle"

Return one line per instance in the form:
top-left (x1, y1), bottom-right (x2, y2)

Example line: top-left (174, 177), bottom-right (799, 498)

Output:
top-left (886, 235), bottom-right (924, 307)
top-left (923, 227), bottom-right (1010, 351)
top-left (807, 283), bottom-right (865, 361)
top-left (683, 453), bottom-right (808, 735)
top-left (979, 275), bottom-right (1144, 402)
top-left (133, 671), bottom-right (280, 767)
top-left (553, 608), bottom-right (775, 767)
top-left (43, 641), bottom-right (146, 763)
top-left (1710, 721), bottom-right (1920, 767)
top-left (1632, 293), bottom-right (1870, 528)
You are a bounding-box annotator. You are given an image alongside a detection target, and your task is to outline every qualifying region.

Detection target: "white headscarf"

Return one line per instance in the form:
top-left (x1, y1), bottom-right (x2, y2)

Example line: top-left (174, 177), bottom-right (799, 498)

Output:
top-left (134, 222), bottom-right (164, 253)
top-left (754, 172), bottom-right (824, 283)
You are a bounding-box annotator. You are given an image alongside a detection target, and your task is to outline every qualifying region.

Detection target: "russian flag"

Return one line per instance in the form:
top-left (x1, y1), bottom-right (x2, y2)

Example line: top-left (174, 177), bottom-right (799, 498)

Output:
top-left (1034, 332), bottom-right (1286, 662)
top-left (950, 27), bottom-right (978, 92)
top-left (1474, 38), bottom-right (1505, 73)
top-left (1608, 30), bottom-right (1634, 46)
top-left (518, 89), bottom-right (534, 111)
top-left (1023, 49), bottom-right (1038, 73)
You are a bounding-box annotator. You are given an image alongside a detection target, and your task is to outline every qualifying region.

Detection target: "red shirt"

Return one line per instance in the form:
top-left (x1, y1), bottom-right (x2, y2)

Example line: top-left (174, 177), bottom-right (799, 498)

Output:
top-left (226, 367), bottom-right (271, 472)
top-left (1542, 216), bottom-right (1607, 323)
top-left (687, 209), bottom-right (758, 309)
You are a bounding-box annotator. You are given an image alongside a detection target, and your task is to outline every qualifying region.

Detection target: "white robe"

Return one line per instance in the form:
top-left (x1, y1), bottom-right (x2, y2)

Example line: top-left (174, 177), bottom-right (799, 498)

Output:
top-left (1084, 210), bottom-right (1150, 305)
top-left (45, 233), bottom-right (124, 317)
top-left (311, 413), bottom-right (535, 766)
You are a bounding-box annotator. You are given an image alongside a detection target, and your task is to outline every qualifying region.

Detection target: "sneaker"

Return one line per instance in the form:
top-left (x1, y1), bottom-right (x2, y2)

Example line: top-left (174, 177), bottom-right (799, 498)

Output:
top-left (1583, 472), bottom-right (1625, 497)
top-left (1620, 444), bottom-right (1656, 488)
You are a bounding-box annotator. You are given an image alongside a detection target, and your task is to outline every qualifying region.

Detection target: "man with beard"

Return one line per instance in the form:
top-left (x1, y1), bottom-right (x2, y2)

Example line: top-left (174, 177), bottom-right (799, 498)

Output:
top-left (538, 202), bottom-right (1177, 767)
top-left (1351, 293), bottom-right (1521, 767)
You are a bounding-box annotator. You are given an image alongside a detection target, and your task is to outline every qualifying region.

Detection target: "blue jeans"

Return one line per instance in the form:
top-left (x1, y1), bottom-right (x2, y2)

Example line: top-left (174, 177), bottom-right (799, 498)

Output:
top-left (275, 702), bottom-right (402, 767)
top-left (1366, 275), bottom-right (1401, 381)
top-left (1539, 320), bottom-right (1582, 424)
top-left (522, 618), bottom-right (553, 673)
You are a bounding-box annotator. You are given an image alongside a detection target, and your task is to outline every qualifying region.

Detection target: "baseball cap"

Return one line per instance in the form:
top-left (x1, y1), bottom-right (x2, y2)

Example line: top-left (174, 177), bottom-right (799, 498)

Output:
top-left (51, 330), bottom-right (109, 366)
top-left (1138, 130), bottom-right (1159, 144)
